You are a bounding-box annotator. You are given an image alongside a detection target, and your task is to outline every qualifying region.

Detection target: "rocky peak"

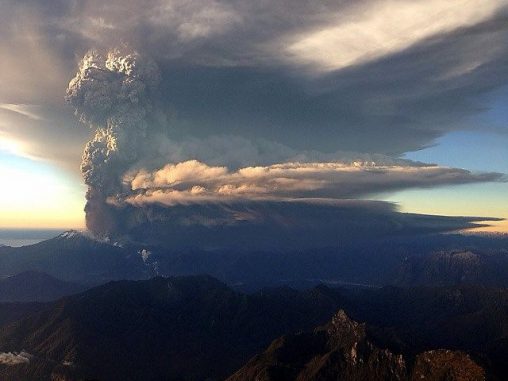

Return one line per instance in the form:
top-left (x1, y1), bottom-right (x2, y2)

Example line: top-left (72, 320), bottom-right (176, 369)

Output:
top-left (325, 309), bottom-right (366, 343)
top-left (412, 350), bottom-right (485, 381)
top-left (323, 309), bottom-right (370, 361)
top-left (228, 310), bottom-right (485, 381)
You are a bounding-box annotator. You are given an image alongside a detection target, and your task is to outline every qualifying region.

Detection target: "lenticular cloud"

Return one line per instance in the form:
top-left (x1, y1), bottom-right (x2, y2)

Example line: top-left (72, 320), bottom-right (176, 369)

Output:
top-left (123, 160), bottom-right (501, 206)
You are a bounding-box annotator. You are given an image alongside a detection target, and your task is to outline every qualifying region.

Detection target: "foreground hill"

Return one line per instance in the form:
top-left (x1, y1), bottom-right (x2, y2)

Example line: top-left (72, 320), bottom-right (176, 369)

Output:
top-left (0, 303), bottom-right (46, 327)
top-left (0, 276), bottom-right (507, 380)
top-left (0, 276), bottom-right (344, 381)
top-left (228, 310), bottom-right (485, 381)
top-left (0, 271), bottom-right (85, 302)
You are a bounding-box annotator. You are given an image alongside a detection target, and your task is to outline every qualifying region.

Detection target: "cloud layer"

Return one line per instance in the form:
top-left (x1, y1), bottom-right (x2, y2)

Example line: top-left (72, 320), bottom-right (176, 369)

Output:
top-left (105, 199), bottom-right (500, 250)
top-left (1, 0), bottom-right (508, 165)
top-left (123, 160), bottom-right (502, 206)
top-left (285, 0), bottom-right (504, 71)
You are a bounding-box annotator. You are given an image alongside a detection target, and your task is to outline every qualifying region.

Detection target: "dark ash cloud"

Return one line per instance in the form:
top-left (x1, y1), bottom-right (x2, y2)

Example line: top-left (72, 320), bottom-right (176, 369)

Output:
top-left (1, 0), bottom-right (508, 161)
top-left (1, 0), bottom-right (506, 244)
top-left (101, 199), bottom-right (501, 250)
top-left (65, 48), bottom-right (161, 234)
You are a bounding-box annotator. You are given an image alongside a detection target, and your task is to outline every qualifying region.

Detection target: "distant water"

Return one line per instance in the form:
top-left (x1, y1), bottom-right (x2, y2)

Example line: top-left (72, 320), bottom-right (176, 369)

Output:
top-left (0, 229), bottom-right (65, 247)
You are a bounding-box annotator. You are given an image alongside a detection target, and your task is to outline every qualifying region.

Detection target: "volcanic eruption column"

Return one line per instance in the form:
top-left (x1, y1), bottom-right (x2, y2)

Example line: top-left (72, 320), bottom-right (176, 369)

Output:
top-left (66, 48), bottom-right (161, 236)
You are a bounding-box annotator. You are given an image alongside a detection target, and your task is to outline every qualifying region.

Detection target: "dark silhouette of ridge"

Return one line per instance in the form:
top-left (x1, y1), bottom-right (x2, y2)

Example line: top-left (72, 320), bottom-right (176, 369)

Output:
top-left (0, 271), bottom-right (85, 302)
top-left (0, 276), bottom-right (507, 380)
top-left (228, 310), bottom-right (485, 381)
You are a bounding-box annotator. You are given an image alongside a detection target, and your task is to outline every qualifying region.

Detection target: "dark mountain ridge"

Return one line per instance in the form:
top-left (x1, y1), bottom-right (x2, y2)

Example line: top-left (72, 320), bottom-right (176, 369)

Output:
top-left (0, 275), bottom-right (344, 380)
top-left (0, 271), bottom-right (85, 302)
top-left (228, 310), bottom-right (485, 381)
top-left (1, 230), bottom-right (507, 290)
top-left (0, 276), bottom-right (507, 380)
top-left (395, 249), bottom-right (508, 287)
top-left (0, 231), bottom-right (150, 284)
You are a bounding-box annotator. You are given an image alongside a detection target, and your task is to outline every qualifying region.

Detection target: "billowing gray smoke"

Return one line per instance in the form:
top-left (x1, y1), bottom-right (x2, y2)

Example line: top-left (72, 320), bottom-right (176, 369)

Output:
top-left (66, 48), bottom-right (160, 235)
top-left (65, 48), bottom-right (501, 245)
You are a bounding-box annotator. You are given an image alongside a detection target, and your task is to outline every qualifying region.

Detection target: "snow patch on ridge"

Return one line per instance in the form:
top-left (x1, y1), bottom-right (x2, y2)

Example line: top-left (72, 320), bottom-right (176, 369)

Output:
top-left (60, 231), bottom-right (79, 239)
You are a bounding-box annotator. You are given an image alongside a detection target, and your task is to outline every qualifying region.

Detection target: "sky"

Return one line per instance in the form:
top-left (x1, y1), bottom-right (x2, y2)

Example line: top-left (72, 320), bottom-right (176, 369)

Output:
top-left (0, 0), bottom-right (507, 234)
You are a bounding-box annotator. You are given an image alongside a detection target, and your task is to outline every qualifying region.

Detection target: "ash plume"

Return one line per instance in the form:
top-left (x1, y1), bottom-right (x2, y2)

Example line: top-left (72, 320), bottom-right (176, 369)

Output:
top-left (66, 48), bottom-right (160, 235)
top-left (65, 48), bottom-right (502, 245)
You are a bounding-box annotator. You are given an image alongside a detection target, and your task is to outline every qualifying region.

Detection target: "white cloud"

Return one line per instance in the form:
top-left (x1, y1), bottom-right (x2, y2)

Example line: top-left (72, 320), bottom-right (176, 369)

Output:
top-left (286, 0), bottom-right (505, 72)
top-left (0, 351), bottom-right (32, 366)
top-left (0, 104), bottom-right (44, 121)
